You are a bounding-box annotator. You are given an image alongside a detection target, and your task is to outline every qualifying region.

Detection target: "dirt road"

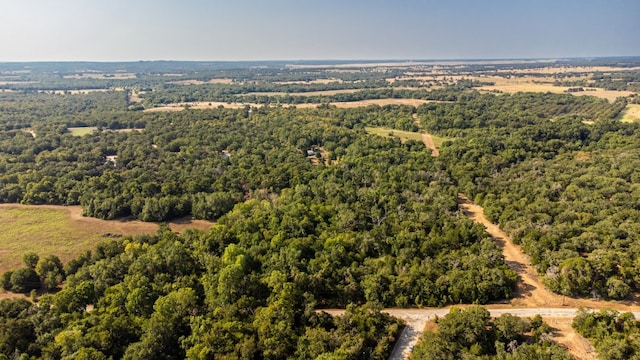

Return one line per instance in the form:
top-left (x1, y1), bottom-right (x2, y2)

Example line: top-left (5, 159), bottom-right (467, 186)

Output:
top-left (412, 114), bottom-right (439, 157)
top-left (457, 195), bottom-right (562, 308)
top-left (324, 196), bottom-right (640, 360)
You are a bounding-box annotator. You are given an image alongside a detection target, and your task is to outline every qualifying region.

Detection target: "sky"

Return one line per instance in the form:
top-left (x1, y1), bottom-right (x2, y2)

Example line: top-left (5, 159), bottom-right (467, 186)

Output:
top-left (0, 0), bottom-right (638, 61)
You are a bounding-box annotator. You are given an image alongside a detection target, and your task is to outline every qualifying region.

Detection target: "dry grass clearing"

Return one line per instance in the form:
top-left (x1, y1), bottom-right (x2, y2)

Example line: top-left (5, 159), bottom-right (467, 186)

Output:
top-left (619, 104), bottom-right (640, 123)
top-left (246, 88), bottom-right (367, 96)
top-left (145, 98), bottom-right (433, 112)
top-left (274, 78), bottom-right (342, 85)
top-left (473, 75), bottom-right (635, 102)
top-left (365, 127), bottom-right (423, 143)
top-left (0, 204), bottom-right (214, 273)
top-left (331, 98), bottom-right (432, 108)
top-left (128, 90), bottom-right (142, 103)
top-left (169, 78), bottom-right (234, 85)
top-left (572, 89), bottom-right (635, 102)
top-left (144, 101), bottom-right (251, 112)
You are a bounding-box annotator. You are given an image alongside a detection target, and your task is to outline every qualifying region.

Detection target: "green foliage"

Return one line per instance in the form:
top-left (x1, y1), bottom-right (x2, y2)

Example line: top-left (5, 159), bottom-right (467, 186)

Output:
top-left (573, 308), bottom-right (640, 359)
top-left (411, 307), bottom-right (570, 360)
top-left (22, 252), bottom-right (40, 268)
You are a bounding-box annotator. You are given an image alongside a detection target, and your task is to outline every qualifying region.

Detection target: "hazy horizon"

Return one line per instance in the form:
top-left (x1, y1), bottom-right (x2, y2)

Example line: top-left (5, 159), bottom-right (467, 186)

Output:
top-left (1, 0), bottom-right (638, 62)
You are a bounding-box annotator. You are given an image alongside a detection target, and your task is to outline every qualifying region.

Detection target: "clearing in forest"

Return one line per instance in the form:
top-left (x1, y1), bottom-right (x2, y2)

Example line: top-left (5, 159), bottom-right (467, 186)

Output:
top-left (0, 204), bottom-right (214, 273)
top-left (620, 104), bottom-right (640, 123)
top-left (365, 126), bottom-right (423, 143)
top-left (67, 126), bottom-right (98, 136)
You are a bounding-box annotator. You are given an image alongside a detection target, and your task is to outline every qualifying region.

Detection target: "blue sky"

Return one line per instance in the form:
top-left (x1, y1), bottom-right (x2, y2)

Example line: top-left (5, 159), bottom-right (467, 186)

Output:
top-left (0, 0), bottom-right (638, 61)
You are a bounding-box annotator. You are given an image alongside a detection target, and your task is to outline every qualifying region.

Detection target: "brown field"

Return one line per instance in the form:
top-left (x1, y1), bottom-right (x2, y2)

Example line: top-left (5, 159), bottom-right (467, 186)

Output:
top-left (330, 98), bottom-right (432, 107)
top-left (128, 90), bottom-right (142, 103)
top-left (0, 204), bottom-right (214, 273)
top-left (274, 78), bottom-right (342, 85)
top-left (620, 104), bottom-right (640, 123)
top-left (145, 98), bottom-right (434, 112)
top-left (144, 101), bottom-right (251, 111)
top-left (246, 88), bottom-right (372, 96)
top-left (170, 78), bottom-right (234, 85)
top-left (472, 75), bottom-right (635, 102)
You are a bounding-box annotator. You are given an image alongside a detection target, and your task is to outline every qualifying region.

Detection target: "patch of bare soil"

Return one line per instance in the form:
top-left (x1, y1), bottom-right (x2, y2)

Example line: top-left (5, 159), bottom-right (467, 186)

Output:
top-left (543, 317), bottom-right (596, 360)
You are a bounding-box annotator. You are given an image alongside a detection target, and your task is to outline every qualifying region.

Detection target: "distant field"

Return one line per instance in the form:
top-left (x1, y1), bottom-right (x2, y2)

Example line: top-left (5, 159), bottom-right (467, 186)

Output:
top-left (145, 98), bottom-right (433, 112)
top-left (63, 73), bottom-right (136, 80)
top-left (0, 204), bottom-right (214, 273)
top-left (274, 79), bottom-right (342, 85)
top-left (331, 99), bottom-right (432, 108)
top-left (620, 104), bottom-right (640, 123)
top-left (474, 75), bottom-right (634, 102)
top-left (246, 88), bottom-right (367, 96)
top-left (169, 78), bottom-right (234, 85)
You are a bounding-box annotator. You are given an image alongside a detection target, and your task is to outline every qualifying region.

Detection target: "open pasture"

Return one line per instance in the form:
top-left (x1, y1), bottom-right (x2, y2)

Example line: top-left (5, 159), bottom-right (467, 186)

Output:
top-left (67, 126), bottom-right (98, 136)
top-left (365, 126), bottom-right (424, 143)
top-left (0, 204), bottom-right (213, 273)
top-left (620, 104), bottom-right (640, 123)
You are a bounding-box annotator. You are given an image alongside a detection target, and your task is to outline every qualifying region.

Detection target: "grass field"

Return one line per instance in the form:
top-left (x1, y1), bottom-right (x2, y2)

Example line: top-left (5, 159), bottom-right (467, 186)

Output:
top-left (67, 126), bottom-right (98, 136)
top-left (620, 104), bottom-right (640, 123)
top-left (0, 205), bottom-right (214, 273)
top-left (365, 127), bottom-right (423, 143)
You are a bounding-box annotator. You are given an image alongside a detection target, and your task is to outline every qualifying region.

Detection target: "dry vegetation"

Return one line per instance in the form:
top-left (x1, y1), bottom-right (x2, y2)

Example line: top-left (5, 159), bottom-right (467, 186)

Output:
top-left (144, 98), bottom-right (435, 112)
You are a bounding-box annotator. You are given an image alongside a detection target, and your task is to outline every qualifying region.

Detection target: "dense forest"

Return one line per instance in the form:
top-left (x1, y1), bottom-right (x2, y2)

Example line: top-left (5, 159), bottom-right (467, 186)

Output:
top-left (416, 92), bottom-right (640, 300)
top-left (0, 59), bottom-right (639, 359)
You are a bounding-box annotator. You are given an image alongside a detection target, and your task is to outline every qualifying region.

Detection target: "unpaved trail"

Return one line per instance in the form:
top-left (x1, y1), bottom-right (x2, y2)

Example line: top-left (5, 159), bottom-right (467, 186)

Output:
top-left (457, 194), bottom-right (562, 308)
top-left (412, 114), bottom-right (439, 157)
top-left (323, 197), bottom-right (640, 360)
top-left (457, 194), bottom-right (640, 359)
